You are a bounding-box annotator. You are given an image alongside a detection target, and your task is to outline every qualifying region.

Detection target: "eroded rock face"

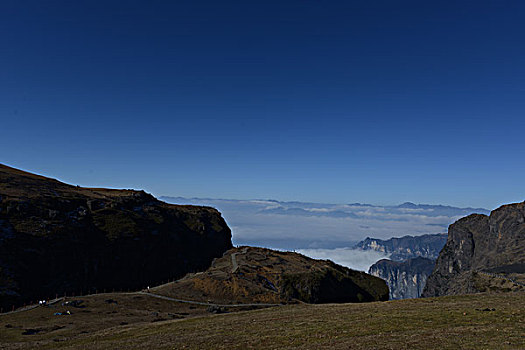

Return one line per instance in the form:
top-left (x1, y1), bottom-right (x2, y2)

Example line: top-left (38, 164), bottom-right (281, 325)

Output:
top-left (355, 233), bottom-right (447, 261)
top-left (368, 257), bottom-right (435, 300)
top-left (0, 164), bottom-right (232, 310)
top-left (422, 203), bottom-right (525, 297)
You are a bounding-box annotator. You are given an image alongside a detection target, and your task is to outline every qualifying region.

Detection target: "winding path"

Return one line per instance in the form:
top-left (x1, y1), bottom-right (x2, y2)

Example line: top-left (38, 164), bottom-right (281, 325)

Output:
top-left (0, 291), bottom-right (280, 316)
top-left (1, 247), bottom-right (280, 316)
top-left (230, 247), bottom-right (248, 273)
top-left (0, 297), bottom-right (64, 315)
top-left (138, 291), bottom-right (280, 308)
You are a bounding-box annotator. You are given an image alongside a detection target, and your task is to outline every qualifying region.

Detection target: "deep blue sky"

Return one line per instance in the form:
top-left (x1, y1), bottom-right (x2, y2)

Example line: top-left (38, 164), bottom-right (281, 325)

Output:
top-left (1, 0), bottom-right (524, 209)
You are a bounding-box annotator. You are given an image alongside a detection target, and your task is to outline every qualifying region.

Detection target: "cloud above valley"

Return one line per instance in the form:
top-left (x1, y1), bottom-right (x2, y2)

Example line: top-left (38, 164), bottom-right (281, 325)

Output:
top-left (296, 247), bottom-right (390, 272)
top-left (161, 196), bottom-right (488, 250)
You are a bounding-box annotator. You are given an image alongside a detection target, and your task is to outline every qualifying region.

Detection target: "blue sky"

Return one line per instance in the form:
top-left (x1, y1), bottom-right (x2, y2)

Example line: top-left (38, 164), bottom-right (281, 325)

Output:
top-left (1, 0), bottom-right (524, 209)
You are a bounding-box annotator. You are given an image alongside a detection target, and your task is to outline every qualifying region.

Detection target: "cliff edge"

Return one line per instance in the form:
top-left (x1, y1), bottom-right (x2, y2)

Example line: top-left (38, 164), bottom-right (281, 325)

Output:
top-left (0, 164), bottom-right (232, 310)
top-left (422, 202), bottom-right (525, 297)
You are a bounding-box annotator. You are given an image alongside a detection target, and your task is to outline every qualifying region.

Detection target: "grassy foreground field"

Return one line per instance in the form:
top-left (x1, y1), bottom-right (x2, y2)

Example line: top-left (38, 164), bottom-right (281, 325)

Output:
top-left (1, 292), bottom-right (524, 349)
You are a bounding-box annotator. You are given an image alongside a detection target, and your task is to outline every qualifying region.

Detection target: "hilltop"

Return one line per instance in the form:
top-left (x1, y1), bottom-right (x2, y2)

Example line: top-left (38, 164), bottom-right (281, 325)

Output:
top-left (152, 246), bottom-right (388, 304)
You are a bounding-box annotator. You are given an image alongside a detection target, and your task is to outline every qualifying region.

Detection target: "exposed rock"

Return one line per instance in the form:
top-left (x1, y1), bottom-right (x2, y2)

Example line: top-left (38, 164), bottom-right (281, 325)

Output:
top-left (153, 246), bottom-right (389, 304)
top-left (355, 233), bottom-right (446, 299)
top-left (354, 233), bottom-right (448, 261)
top-left (422, 202), bottom-right (525, 297)
top-left (368, 257), bottom-right (435, 299)
top-left (0, 164), bottom-right (232, 310)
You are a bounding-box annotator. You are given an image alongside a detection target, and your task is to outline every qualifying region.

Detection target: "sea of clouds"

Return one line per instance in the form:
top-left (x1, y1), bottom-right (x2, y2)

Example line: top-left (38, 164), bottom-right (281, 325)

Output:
top-left (161, 197), bottom-right (487, 271)
top-left (296, 247), bottom-right (390, 272)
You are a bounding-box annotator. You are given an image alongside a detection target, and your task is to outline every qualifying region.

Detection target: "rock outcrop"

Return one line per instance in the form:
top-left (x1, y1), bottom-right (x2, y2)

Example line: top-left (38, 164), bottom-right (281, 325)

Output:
top-left (368, 257), bottom-right (435, 299)
top-left (0, 164), bottom-right (232, 310)
top-left (422, 202), bottom-right (525, 297)
top-left (153, 246), bottom-right (389, 304)
top-left (355, 233), bottom-right (447, 261)
top-left (355, 233), bottom-right (447, 299)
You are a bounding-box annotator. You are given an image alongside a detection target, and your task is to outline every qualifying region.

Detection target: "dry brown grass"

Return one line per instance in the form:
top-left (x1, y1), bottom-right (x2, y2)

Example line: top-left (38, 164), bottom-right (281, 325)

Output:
top-left (2, 291), bottom-right (523, 349)
top-left (0, 292), bottom-right (212, 348)
top-left (155, 246), bottom-right (387, 305)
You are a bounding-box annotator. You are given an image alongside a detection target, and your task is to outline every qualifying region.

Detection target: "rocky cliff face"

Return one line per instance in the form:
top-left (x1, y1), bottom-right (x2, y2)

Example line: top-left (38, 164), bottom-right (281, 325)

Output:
top-left (422, 202), bottom-right (525, 297)
top-left (0, 164), bottom-right (232, 310)
top-left (356, 233), bottom-right (447, 299)
top-left (368, 257), bottom-right (435, 299)
top-left (355, 233), bottom-right (447, 261)
top-left (154, 246), bottom-right (389, 304)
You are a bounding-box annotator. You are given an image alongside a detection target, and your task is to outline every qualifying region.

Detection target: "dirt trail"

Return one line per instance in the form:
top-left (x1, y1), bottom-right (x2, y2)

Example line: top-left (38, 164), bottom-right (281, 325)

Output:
top-left (139, 291), bottom-right (280, 308)
top-left (0, 291), bottom-right (280, 316)
top-left (0, 297), bottom-right (64, 315)
top-left (231, 247), bottom-right (249, 273)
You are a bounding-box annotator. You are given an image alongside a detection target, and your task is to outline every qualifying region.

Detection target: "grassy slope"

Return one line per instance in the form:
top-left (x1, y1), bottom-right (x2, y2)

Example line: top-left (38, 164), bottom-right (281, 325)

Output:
top-left (153, 246), bottom-right (388, 305)
top-left (1, 292), bottom-right (523, 349)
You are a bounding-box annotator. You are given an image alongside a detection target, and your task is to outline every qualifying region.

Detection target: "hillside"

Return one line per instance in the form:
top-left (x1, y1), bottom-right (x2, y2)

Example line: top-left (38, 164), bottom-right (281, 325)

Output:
top-left (423, 202), bottom-right (525, 297)
top-left (1, 291), bottom-right (523, 349)
top-left (152, 246), bottom-right (389, 304)
top-left (0, 164), bottom-right (232, 310)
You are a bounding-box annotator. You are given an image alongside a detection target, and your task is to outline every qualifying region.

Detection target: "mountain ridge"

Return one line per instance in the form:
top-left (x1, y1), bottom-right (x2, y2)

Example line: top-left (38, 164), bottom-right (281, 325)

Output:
top-left (354, 233), bottom-right (447, 261)
top-left (0, 164), bottom-right (233, 310)
top-left (162, 196), bottom-right (489, 213)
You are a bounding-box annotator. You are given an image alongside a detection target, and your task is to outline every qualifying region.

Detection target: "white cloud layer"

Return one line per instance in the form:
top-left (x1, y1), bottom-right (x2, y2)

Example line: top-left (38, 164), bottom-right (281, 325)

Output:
top-left (161, 197), bottom-right (488, 250)
top-left (297, 247), bottom-right (390, 272)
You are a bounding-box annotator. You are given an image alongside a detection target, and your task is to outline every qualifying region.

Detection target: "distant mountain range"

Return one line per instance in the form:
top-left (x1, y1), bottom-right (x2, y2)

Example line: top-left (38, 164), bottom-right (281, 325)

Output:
top-left (162, 197), bottom-right (489, 220)
top-left (161, 196), bottom-right (488, 250)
